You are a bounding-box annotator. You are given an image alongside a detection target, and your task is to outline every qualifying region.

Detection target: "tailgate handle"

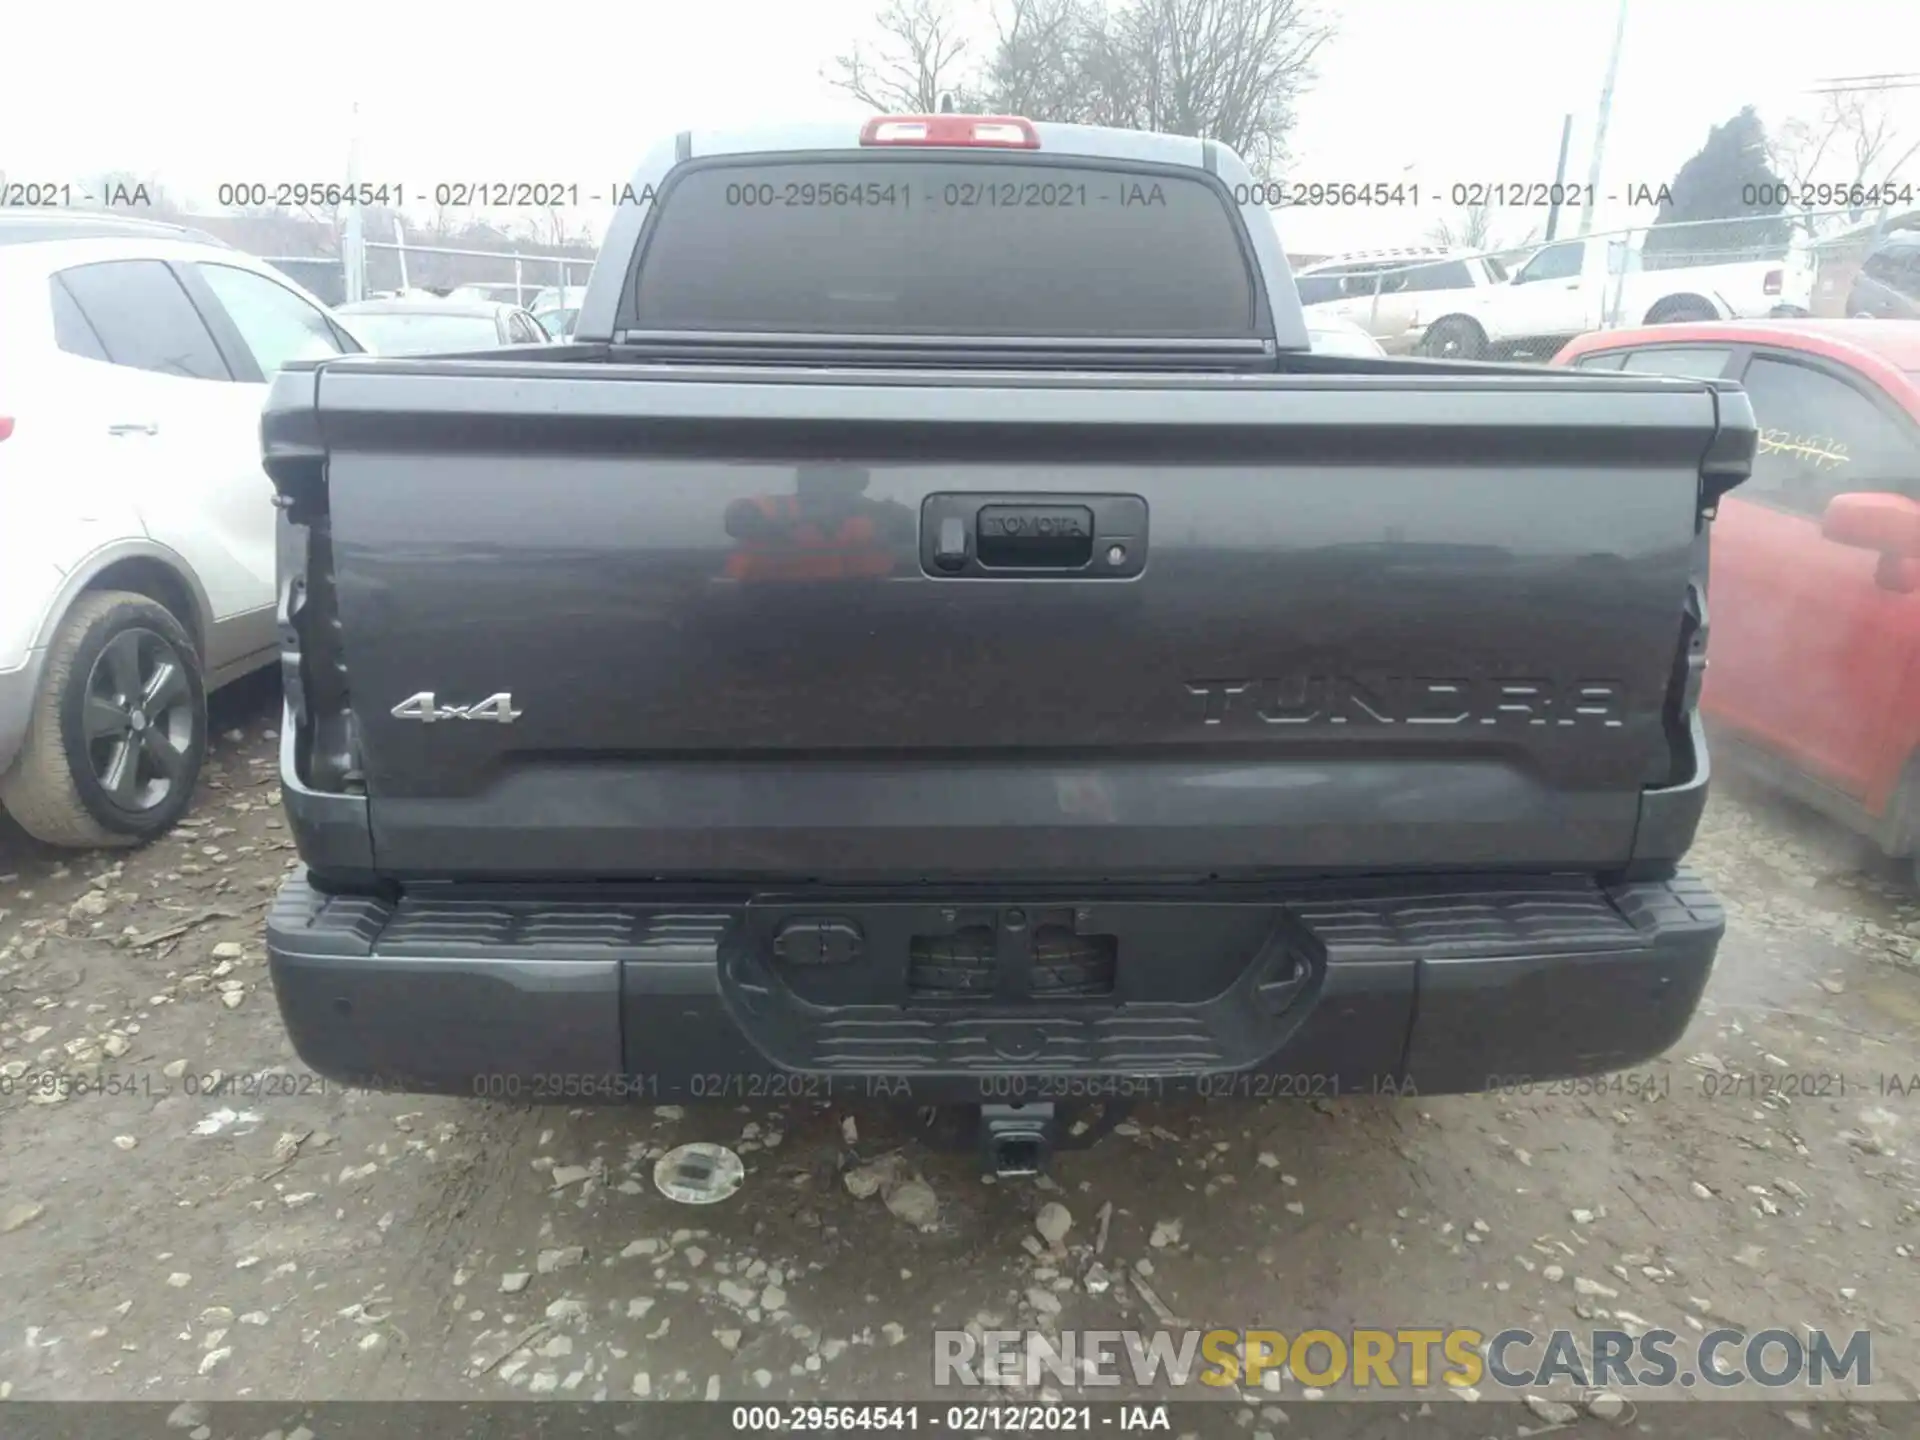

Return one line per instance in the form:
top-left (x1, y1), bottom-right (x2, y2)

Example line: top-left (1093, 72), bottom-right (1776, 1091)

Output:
top-left (975, 505), bottom-right (1095, 570)
top-left (920, 493), bottom-right (1147, 579)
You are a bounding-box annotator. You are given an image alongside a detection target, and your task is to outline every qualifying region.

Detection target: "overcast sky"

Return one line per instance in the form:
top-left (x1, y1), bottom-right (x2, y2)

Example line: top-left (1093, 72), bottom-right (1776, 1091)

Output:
top-left (4, 0), bottom-right (1914, 255)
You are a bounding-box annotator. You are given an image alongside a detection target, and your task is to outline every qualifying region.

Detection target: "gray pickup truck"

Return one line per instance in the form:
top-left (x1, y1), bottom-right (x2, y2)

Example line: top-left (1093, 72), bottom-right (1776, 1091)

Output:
top-left (261, 114), bottom-right (1755, 1173)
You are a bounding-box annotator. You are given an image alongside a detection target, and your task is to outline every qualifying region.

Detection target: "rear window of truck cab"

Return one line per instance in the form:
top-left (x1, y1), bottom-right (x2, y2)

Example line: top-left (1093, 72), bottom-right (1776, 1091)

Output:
top-left (627, 157), bottom-right (1260, 339)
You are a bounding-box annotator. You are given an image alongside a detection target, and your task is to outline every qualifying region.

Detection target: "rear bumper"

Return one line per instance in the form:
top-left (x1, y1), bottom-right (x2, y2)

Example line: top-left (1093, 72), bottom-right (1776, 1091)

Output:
top-left (265, 870), bottom-right (1723, 1105)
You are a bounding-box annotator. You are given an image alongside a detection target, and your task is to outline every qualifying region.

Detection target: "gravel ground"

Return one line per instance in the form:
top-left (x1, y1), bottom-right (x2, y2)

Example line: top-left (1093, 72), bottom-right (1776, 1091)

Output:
top-left (3, 675), bottom-right (1919, 1425)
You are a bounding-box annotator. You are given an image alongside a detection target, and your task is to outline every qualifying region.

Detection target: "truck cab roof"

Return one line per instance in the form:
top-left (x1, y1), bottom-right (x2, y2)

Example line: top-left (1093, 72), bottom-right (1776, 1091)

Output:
top-left (577, 114), bottom-right (1312, 354)
top-left (662, 118), bottom-right (1226, 167)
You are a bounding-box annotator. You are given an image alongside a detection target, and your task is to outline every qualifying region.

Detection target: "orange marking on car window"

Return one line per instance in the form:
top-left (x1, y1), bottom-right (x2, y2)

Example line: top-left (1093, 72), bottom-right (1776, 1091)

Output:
top-left (1759, 428), bottom-right (1850, 469)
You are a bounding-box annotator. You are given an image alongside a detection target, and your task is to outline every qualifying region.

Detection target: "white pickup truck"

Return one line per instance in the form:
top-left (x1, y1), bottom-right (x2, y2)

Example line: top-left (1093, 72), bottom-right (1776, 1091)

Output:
top-left (1417, 231), bottom-right (1814, 359)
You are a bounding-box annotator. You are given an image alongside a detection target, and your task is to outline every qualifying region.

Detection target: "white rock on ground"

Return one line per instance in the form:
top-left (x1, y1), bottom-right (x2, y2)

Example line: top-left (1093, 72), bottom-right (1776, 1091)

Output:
top-left (1, 1203), bottom-right (44, 1233)
top-left (1586, 1390), bottom-right (1628, 1420)
top-left (843, 1155), bottom-right (902, 1199)
top-left (1035, 1202), bottom-right (1073, 1246)
top-left (885, 1179), bottom-right (939, 1228)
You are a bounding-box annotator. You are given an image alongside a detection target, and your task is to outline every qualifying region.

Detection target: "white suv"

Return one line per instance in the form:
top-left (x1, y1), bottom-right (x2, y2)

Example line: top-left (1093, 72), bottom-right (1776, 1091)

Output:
top-left (1295, 247), bottom-right (1510, 355)
top-left (0, 213), bottom-right (362, 847)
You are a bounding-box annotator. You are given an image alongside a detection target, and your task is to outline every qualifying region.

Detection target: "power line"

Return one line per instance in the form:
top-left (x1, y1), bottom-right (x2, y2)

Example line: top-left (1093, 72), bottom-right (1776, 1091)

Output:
top-left (1808, 73), bottom-right (1920, 95)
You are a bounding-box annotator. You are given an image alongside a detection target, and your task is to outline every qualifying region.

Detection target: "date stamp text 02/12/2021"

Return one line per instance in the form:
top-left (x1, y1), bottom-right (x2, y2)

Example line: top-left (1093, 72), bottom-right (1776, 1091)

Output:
top-left (14, 1064), bottom-right (1920, 1107)
top-left (11, 173), bottom-right (1910, 212)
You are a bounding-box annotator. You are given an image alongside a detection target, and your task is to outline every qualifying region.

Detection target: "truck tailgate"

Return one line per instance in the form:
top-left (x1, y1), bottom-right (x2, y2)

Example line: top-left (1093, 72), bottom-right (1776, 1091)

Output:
top-left (275, 361), bottom-right (1737, 881)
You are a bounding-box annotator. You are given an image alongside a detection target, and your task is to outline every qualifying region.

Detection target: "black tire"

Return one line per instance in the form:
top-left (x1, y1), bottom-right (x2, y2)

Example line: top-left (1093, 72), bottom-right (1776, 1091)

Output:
top-left (0, 590), bottom-right (206, 848)
top-left (1646, 298), bottom-right (1715, 324)
top-left (1419, 316), bottom-right (1486, 360)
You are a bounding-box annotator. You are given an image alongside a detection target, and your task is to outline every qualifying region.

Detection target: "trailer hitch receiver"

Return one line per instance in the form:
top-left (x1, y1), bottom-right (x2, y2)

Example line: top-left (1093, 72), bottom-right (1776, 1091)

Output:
top-left (981, 1102), bottom-right (1055, 1177)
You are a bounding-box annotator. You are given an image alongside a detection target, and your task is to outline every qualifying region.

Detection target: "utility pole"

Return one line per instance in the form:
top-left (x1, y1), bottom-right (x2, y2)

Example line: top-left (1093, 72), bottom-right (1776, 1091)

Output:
top-left (343, 100), bottom-right (366, 302)
top-left (1544, 114), bottom-right (1575, 242)
top-left (1578, 0), bottom-right (1630, 238)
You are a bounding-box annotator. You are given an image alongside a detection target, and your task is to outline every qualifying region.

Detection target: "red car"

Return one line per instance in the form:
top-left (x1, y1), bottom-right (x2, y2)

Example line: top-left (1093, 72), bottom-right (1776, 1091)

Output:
top-left (1555, 321), bottom-right (1920, 873)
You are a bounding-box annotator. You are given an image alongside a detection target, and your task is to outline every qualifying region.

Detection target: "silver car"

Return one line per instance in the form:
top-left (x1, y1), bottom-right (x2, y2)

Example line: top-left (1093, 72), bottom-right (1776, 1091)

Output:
top-left (333, 298), bottom-right (551, 354)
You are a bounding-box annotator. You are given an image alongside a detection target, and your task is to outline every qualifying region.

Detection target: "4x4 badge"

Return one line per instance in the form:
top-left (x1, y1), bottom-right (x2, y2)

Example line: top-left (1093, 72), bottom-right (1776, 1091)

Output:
top-left (390, 692), bottom-right (522, 724)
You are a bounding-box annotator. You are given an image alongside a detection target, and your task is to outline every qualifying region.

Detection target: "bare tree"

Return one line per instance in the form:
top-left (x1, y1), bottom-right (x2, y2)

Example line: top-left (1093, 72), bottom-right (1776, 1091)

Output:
top-left (827, 0), bottom-right (979, 113)
top-left (421, 198), bottom-right (464, 244)
top-left (276, 197), bottom-right (346, 255)
top-left (1423, 201), bottom-right (1540, 258)
top-left (983, 0), bottom-right (1163, 133)
top-left (423, 203), bottom-right (465, 287)
top-left (1107, 0), bottom-right (1334, 176)
top-left (837, 0), bottom-right (1331, 176)
top-left (1000, 0), bottom-right (1332, 176)
top-left (980, 0), bottom-right (1102, 125)
top-left (396, 200), bottom-right (469, 291)
top-left (1771, 81), bottom-right (1920, 232)
top-left (1424, 202), bottom-right (1495, 251)
top-left (526, 204), bottom-right (592, 251)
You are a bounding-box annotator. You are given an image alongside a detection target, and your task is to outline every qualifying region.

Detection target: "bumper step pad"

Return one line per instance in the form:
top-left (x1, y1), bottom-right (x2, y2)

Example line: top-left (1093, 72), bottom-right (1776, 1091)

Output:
top-left (267, 872), bottom-right (1722, 1101)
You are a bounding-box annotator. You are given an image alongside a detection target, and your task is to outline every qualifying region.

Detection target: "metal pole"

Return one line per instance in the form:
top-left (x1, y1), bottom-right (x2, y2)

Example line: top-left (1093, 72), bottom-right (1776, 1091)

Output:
top-left (343, 101), bottom-right (366, 301)
top-left (1577, 0), bottom-right (1629, 238)
top-left (1544, 113), bottom-right (1575, 242)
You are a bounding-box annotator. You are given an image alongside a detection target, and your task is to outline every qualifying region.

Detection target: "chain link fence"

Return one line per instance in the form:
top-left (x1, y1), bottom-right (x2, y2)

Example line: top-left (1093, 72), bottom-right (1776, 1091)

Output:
top-left (353, 205), bottom-right (1913, 352)
top-left (247, 194), bottom-right (1911, 353)
top-left (360, 239), bottom-right (592, 311)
